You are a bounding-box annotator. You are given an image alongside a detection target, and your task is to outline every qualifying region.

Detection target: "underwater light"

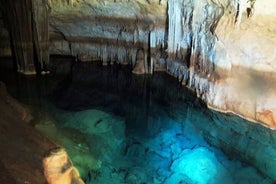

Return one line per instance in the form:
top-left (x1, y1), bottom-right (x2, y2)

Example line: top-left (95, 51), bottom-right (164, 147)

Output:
top-left (171, 147), bottom-right (223, 184)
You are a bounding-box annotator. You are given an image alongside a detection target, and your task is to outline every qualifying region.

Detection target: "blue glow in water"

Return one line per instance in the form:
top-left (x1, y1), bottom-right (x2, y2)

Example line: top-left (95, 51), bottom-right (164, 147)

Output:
top-left (1, 60), bottom-right (274, 184)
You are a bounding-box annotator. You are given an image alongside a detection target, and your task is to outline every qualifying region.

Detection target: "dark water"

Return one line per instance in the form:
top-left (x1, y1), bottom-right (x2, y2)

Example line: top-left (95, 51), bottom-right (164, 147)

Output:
top-left (0, 57), bottom-right (274, 184)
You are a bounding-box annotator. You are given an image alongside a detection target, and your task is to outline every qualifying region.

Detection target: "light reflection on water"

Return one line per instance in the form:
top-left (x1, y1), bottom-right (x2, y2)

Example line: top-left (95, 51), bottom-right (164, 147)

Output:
top-left (0, 57), bottom-right (274, 184)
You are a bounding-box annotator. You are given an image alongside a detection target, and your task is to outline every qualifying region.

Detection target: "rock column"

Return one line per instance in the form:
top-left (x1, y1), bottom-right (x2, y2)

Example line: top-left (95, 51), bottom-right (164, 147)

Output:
top-left (0, 0), bottom-right (49, 74)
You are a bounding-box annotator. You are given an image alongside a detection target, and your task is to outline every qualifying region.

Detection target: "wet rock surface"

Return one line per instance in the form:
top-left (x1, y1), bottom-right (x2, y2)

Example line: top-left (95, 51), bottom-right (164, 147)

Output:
top-left (0, 82), bottom-right (56, 183)
top-left (43, 147), bottom-right (85, 184)
top-left (166, 0), bottom-right (276, 129)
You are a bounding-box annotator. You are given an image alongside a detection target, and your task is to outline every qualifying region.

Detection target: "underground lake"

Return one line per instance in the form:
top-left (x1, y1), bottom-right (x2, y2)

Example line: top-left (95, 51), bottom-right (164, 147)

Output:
top-left (0, 57), bottom-right (275, 184)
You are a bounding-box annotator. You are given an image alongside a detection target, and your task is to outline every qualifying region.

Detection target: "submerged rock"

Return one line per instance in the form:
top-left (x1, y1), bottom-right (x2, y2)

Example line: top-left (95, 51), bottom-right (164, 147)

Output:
top-left (170, 147), bottom-right (231, 184)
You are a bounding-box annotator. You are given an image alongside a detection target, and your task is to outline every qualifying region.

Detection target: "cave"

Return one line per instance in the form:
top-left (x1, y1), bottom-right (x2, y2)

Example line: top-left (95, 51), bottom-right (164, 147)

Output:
top-left (0, 0), bottom-right (275, 183)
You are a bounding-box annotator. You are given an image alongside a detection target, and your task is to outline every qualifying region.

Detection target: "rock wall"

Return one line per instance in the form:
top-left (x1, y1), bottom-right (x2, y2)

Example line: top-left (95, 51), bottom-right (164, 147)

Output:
top-left (0, 0), bottom-right (49, 74)
top-left (166, 0), bottom-right (276, 179)
top-left (0, 81), bottom-right (85, 183)
top-left (0, 0), bottom-right (275, 181)
top-left (48, 0), bottom-right (167, 74)
top-left (0, 81), bottom-right (54, 183)
top-left (189, 105), bottom-right (276, 181)
top-left (166, 0), bottom-right (276, 130)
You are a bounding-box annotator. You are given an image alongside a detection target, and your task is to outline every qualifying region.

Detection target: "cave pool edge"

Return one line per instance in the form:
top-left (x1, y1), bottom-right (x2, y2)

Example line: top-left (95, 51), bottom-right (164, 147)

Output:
top-left (0, 57), bottom-right (275, 184)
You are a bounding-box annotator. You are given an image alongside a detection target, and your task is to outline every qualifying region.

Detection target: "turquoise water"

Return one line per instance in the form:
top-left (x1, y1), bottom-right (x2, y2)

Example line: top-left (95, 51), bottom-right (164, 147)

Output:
top-left (0, 58), bottom-right (275, 184)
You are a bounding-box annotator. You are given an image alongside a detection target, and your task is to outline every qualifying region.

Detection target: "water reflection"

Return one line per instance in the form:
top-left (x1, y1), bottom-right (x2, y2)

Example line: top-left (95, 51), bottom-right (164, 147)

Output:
top-left (0, 57), bottom-right (274, 184)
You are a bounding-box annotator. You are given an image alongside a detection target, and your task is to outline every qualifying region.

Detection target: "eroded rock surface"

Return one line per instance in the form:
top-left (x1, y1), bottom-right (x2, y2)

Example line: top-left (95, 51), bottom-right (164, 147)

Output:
top-left (0, 81), bottom-right (84, 183)
top-left (0, 82), bottom-right (55, 183)
top-left (43, 147), bottom-right (85, 184)
top-left (166, 0), bottom-right (276, 130)
top-left (48, 0), bottom-right (167, 73)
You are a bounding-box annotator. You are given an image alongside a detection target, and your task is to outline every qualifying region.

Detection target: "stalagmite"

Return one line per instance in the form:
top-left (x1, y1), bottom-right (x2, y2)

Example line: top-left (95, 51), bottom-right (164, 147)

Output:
top-left (133, 49), bottom-right (147, 74)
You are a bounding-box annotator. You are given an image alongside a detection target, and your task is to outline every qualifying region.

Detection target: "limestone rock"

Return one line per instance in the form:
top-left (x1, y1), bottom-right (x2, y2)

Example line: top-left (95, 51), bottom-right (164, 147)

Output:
top-left (132, 49), bottom-right (148, 74)
top-left (256, 110), bottom-right (276, 130)
top-left (43, 147), bottom-right (85, 184)
top-left (1, 0), bottom-right (274, 131)
top-left (0, 0), bottom-right (49, 74)
top-left (166, 0), bottom-right (276, 130)
top-left (48, 0), bottom-right (166, 65)
top-left (0, 82), bottom-right (57, 183)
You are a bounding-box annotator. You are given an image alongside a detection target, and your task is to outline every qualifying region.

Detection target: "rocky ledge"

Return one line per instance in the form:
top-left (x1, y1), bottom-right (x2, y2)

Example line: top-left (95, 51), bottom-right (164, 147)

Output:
top-left (0, 81), bottom-right (84, 183)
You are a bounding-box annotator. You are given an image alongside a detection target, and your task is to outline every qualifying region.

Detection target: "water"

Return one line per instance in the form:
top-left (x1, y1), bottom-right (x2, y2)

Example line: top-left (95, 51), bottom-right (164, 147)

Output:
top-left (0, 57), bottom-right (274, 184)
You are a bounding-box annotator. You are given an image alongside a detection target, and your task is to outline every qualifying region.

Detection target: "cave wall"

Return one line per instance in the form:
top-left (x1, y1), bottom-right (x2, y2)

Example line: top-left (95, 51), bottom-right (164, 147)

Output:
top-left (0, 0), bottom-right (275, 181)
top-left (0, 0), bottom-right (49, 74)
top-left (0, 0), bottom-right (168, 73)
top-left (48, 0), bottom-right (167, 75)
top-left (189, 105), bottom-right (276, 182)
top-left (0, 0), bottom-right (274, 132)
top-left (166, 1), bottom-right (276, 179)
top-left (166, 0), bottom-right (276, 130)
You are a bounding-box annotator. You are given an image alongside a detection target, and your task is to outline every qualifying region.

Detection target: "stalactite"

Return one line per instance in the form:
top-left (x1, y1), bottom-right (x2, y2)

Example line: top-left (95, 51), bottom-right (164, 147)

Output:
top-left (133, 29), bottom-right (139, 45)
top-left (130, 48), bottom-right (137, 66)
top-left (167, 0), bottom-right (224, 79)
top-left (167, 0), bottom-right (183, 59)
top-left (235, 0), bottom-right (246, 27)
top-left (102, 45), bottom-right (108, 65)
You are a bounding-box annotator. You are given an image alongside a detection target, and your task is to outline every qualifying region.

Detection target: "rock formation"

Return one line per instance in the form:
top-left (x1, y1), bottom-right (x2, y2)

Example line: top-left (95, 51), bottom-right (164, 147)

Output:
top-left (0, 0), bottom-right (49, 74)
top-left (166, 0), bottom-right (276, 130)
top-left (0, 81), bottom-right (84, 183)
top-left (0, 0), bottom-right (275, 180)
top-left (43, 147), bottom-right (85, 184)
top-left (0, 81), bottom-right (54, 183)
top-left (0, 0), bottom-right (275, 130)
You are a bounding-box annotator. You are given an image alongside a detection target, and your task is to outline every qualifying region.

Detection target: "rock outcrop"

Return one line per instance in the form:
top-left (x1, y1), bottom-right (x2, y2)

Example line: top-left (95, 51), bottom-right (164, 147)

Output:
top-left (0, 81), bottom-right (54, 183)
top-left (43, 147), bottom-right (85, 184)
